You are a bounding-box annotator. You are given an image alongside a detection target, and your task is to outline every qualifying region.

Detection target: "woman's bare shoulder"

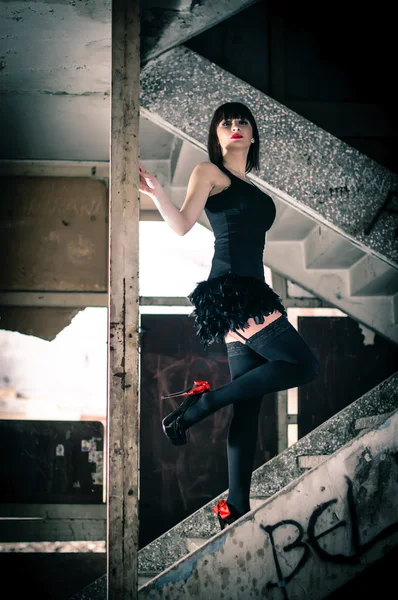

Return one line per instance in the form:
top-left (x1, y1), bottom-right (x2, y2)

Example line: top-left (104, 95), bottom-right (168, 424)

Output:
top-left (194, 161), bottom-right (224, 181)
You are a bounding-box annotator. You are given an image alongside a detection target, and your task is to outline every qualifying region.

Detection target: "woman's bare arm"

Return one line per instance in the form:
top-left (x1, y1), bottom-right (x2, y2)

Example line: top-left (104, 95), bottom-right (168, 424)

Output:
top-left (178, 162), bottom-right (215, 234)
top-left (139, 162), bottom-right (215, 236)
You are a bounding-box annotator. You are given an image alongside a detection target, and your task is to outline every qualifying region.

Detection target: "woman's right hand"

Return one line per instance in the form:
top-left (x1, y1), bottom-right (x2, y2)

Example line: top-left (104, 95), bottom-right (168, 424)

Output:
top-left (139, 165), bottom-right (161, 197)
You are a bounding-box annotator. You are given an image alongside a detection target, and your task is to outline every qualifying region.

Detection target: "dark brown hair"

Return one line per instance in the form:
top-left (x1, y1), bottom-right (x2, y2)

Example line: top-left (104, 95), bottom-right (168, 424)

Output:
top-left (207, 102), bottom-right (260, 173)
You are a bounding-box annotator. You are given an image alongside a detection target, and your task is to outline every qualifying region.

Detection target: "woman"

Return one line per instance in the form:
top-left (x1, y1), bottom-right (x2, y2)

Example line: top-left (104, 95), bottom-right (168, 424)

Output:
top-left (139, 102), bottom-right (320, 529)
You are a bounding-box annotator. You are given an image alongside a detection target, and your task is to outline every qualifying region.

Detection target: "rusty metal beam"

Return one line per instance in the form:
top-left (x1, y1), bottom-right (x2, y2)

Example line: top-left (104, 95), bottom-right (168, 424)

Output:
top-left (108, 0), bottom-right (140, 598)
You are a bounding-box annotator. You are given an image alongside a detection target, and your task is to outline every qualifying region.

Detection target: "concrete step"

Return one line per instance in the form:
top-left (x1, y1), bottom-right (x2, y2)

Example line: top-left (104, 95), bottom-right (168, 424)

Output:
top-left (354, 413), bottom-right (393, 431)
top-left (264, 204), bottom-right (314, 242)
top-left (145, 498), bottom-right (270, 584)
top-left (264, 239), bottom-right (398, 344)
top-left (297, 455), bottom-right (329, 470)
top-left (185, 537), bottom-right (208, 553)
top-left (138, 572), bottom-right (162, 588)
top-left (350, 254), bottom-right (398, 296)
top-left (304, 226), bottom-right (365, 269)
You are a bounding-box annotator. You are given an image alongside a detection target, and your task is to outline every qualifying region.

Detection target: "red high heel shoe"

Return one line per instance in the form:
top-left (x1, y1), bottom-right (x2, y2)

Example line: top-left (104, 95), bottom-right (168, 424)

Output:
top-left (212, 499), bottom-right (243, 530)
top-left (161, 381), bottom-right (210, 446)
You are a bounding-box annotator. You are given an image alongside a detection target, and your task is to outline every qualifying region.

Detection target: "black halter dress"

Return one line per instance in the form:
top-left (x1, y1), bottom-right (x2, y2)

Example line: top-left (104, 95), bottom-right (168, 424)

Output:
top-left (188, 163), bottom-right (287, 348)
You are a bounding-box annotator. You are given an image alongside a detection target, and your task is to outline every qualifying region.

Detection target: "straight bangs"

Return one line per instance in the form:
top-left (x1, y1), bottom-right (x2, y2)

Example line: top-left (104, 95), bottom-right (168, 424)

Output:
top-left (216, 103), bottom-right (253, 125)
top-left (207, 102), bottom-right (260, 173)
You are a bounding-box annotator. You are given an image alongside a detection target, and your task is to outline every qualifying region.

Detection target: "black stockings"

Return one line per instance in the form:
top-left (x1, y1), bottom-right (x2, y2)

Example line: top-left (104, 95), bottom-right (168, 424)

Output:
top-left (225, 341), bottom-right (267, 515)
top-left (181, 315), bottom-right (320, 515)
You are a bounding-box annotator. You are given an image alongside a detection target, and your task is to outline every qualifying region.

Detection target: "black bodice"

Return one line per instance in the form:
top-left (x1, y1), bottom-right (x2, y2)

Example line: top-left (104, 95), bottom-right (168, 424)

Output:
top-left (204, 163), bottom-right (276, 281)
top-left (187, 162), bottom-right (285, 348)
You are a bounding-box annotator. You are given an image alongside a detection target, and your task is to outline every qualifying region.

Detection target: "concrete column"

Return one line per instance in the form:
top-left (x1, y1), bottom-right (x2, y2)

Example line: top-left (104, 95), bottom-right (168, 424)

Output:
top-left (108, 1), bottom-right (140, 598)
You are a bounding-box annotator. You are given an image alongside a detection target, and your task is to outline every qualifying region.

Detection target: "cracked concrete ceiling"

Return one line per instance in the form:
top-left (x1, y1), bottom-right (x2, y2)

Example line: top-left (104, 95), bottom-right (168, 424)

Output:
top-left (0, 0), bottom-right (259, 161)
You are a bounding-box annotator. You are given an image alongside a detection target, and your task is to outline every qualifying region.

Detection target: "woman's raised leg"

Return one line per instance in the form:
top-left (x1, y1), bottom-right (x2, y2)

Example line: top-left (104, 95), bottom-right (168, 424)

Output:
top-left (180, 315), bottom-right (319, 428)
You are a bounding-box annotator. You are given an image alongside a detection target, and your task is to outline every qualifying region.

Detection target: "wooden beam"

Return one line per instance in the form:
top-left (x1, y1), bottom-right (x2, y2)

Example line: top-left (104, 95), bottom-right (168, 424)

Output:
top-left (109, 1), bottom-right (140, 598)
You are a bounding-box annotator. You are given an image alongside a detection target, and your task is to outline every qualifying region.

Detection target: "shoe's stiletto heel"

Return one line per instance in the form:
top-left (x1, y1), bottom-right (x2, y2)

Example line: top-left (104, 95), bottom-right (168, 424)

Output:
top-left (161, 380), bottom-right (210, 401)
top-left (212, 499), bottom-right (243, 530)
top-left (161, 380), bottom-right (210, 446)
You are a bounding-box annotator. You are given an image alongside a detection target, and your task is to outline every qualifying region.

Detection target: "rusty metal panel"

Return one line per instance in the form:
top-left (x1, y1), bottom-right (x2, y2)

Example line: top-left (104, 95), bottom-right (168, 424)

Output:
top-left (298, 316), bottom-right (398, 439)
top-left (0, 176), bottom-right (108, 291)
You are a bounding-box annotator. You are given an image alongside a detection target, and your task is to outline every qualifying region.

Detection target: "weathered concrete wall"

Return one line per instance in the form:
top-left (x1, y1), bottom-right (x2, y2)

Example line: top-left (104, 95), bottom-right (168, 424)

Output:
top-left (138, 410), bottom-right (398, 599)
top-left (0, 176), bottom-right (108, 291)
top-left (0, 176), bottom-right (108, 338)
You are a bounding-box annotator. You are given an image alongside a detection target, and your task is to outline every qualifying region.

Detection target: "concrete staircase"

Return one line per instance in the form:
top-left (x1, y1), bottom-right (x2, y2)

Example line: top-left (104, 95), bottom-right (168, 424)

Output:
top-left (70, 371), bottom-right (398, 599)
top-left (140, 45), bottom-right (398, 269)
top-left (139, 44), bottom-right (398, 345)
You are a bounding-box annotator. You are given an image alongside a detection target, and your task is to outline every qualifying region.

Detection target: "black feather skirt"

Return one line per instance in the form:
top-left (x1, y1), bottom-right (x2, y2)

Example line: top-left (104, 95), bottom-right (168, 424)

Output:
top-left (187, 272), bottom-right (287, 348)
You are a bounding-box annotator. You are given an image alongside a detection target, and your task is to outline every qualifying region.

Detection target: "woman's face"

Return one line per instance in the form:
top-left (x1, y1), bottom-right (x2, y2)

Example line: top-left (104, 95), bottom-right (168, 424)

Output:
top-left (216, 116), bottom-right (253, 151)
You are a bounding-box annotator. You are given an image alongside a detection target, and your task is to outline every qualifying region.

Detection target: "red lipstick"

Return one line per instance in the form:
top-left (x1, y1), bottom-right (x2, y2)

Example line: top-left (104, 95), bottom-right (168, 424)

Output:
top-left (230, 134), bottom-right (243, 139)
